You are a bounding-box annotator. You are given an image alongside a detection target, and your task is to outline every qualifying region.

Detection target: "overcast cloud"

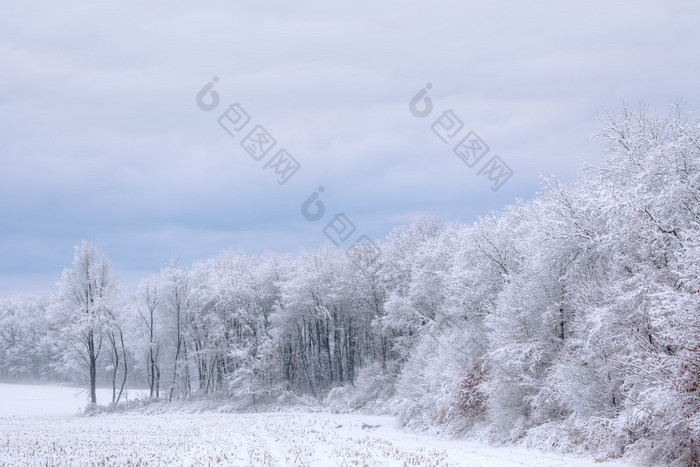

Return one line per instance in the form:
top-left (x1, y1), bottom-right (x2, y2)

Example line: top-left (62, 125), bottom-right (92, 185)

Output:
top-left (2, 0), bottom-right (699, 294)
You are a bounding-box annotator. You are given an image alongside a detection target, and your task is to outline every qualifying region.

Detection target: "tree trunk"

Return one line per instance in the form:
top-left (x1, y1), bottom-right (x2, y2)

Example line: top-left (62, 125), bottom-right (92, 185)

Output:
top-left (155, 365), bottom-right (160, 398)
top-left (148, 310), bottom-right (156, 398)
top-left (116, 328), bottom-right (127, 405)
top-left (110, 333), bottom-right (119, 405)
top-left (88, 330), bottom-right (97, 405)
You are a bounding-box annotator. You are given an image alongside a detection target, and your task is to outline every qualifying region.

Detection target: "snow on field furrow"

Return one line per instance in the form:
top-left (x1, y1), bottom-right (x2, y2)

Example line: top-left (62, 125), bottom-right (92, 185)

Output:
top-left (0, 413), bottom-right (632, 466)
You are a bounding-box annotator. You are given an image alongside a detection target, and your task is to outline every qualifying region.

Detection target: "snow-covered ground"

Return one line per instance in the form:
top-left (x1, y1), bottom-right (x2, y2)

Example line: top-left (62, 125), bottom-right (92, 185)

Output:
top-left (0, 384), bottom-right (633, 466)
top-left (0, 383), bottom-right (146, 417)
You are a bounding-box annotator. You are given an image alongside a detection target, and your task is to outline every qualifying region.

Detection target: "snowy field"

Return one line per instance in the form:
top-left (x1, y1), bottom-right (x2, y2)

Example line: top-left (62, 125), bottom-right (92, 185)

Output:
top-left (0, 383), bottom-right (146, 418)
top-left (0, 385), bottom-right (633, 466)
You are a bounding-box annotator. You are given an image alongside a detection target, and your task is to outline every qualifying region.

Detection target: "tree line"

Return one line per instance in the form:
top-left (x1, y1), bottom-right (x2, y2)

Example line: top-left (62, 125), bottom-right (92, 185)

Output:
top-left (0, 105), bottom-right (698, 464)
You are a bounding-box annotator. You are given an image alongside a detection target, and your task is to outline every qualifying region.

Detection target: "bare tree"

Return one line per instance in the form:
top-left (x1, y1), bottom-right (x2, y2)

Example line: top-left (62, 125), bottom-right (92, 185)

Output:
top-left (137, 276), bottom-right (162, 398)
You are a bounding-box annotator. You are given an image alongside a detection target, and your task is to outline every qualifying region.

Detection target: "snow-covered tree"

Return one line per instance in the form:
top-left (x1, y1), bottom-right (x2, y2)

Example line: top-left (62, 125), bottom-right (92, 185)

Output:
top-left (48, 241), bottom-right (119, 404)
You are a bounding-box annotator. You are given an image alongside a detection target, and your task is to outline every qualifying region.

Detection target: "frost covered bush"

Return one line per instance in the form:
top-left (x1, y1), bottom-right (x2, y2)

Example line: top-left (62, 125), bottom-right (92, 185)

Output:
top-left (455, 366), bottom-right (486, 420)
top-left (391, 327), bottom-right (484, 434)
top-left (325, 363), bottom-right (395, 413)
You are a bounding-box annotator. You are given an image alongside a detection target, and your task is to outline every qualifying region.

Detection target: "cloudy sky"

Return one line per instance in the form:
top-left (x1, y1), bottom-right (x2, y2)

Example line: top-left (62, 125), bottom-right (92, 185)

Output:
top-left (1, 0), bottom-right (699, 294)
